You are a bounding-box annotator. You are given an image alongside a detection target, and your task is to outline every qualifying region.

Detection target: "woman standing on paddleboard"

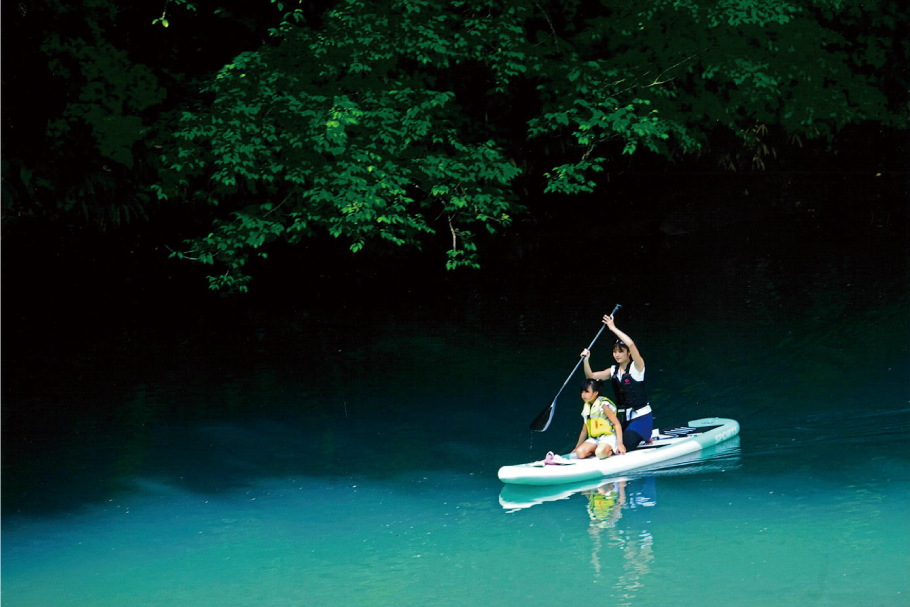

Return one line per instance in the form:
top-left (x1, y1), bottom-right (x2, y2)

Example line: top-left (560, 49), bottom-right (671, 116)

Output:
top-left (580, 314), bottom-right (652, 452)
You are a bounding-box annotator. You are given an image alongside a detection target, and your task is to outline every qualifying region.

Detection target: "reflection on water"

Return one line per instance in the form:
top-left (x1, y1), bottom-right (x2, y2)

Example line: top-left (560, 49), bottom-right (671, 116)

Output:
top-left (499, 436), bottom-right (741, 512)
top-left (2, 201), bottom-right (907, 605)
top-left (587, 478), bottom-right (656, 606)
top-left (499, 439), bottom-right (742, 605)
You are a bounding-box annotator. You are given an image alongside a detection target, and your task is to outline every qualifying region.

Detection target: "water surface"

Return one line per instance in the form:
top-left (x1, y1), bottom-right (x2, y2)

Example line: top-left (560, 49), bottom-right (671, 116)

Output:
top-left (3, 207), bottom-right (908, 606)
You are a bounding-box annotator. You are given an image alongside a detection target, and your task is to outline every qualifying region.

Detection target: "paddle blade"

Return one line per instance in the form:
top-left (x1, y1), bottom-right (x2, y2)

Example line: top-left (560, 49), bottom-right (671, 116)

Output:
top-left (530, 402), bottom-right (555, 432)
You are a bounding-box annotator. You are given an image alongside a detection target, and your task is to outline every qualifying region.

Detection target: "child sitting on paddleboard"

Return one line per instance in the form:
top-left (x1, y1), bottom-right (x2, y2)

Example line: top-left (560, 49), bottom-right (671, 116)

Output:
top-left (572, 378), bottom-right (626, 459)
top-left (581, 314), bottom-right (652, 452)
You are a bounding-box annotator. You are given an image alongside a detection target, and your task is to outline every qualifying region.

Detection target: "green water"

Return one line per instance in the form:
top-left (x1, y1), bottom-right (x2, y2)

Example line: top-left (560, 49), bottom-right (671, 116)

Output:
top-left (3, 210), bottom-right (909, 606)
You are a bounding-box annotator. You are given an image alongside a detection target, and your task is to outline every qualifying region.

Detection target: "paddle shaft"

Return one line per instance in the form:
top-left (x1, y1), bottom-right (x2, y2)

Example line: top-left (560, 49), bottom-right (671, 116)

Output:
top-left (530, 304), bottom-right (622, 432)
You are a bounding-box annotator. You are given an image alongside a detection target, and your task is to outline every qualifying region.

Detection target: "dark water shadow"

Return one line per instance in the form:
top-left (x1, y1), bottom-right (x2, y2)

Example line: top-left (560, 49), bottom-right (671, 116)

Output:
top-left (4, 204), bottom-right (908, 518)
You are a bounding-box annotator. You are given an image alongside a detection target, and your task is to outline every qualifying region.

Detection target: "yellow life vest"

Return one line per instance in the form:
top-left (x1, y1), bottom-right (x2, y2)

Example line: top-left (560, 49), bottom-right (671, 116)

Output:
top-left (583, 396), bottom-right (617, 437)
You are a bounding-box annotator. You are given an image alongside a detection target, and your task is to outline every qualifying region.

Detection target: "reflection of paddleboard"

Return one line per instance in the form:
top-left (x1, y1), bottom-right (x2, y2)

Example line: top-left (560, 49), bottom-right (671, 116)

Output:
top-left (500, 477), bottom-right (631, 512)
top-left (498, 417), bottom-right (740, 486)
top-left (499, 436), bottom-right (740, 511)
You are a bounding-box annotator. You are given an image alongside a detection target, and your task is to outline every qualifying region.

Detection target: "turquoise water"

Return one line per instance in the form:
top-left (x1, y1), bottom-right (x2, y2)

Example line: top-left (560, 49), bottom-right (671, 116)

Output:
top-left (3, 210), bottom-right (909, 606)
top-left (3, 415), bottom-right (907, 607)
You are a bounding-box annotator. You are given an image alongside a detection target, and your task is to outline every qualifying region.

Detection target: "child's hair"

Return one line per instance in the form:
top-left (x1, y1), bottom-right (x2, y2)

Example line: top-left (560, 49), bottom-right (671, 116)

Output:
top-left (581, 378), bottom-right (604, 393)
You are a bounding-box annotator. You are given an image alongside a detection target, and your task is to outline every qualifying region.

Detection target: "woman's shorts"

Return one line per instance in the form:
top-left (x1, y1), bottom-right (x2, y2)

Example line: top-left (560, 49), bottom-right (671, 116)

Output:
top-left (585, 433), bottom-right (618, 451)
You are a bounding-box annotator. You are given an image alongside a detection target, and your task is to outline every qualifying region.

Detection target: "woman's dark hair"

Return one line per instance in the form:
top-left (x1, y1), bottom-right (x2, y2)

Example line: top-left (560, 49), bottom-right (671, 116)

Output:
top-left (581, 378), bottom-right (604, 393)
top-left (612, 339), bottom-right (630, 353)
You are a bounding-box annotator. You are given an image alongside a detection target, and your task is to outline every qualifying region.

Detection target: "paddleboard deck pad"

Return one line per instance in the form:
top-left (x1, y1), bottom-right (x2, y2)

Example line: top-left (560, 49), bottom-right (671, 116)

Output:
top-left (498, 417), bottom-right (740, 485)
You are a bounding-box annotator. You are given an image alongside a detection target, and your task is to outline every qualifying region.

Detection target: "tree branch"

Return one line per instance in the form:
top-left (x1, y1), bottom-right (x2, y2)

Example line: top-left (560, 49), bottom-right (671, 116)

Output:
top-left (534, 2), bottom-right (560, 53)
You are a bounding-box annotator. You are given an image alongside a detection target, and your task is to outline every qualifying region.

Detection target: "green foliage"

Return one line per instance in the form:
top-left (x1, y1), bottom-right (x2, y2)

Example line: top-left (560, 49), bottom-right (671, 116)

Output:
top-left (150, 0), bottom-right (902, 289)
top-left (161, 0), bottom-right (528, 289)
top-left (529, 0), bottom-right (896, 182)
top-left (43, 35), bottom-right (165, 169)
top-left (2, 0), bottom-right (167, 229)
top-left (152, 0), bottom-right (198, 28)
top-left (3, 0), bottom-right (902, 286)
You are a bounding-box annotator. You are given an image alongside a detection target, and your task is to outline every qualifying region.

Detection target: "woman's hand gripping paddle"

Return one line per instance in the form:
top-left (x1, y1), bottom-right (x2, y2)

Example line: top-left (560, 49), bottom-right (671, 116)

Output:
top-left (529, 304), bottom-right (622, 432)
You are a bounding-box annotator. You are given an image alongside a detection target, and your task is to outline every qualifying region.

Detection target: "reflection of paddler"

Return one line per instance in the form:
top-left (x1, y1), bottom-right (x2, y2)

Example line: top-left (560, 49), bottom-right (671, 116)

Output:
top-left (613, 527), bottom-right (654, 607)
top-left (589, 488), bottom-right (616, 513)
top-left (585, 476), bottom-right (657, 607)
top-left (612, 478), bottom-right (656, 607)
top-left (626, 475), bottom-right (657, 510)
top-left (587, 480), bottom-right (627, 576)
top-left (586, 480), bottom-right (626, 529)
top-left (585, 477), bottom-right (655, 595)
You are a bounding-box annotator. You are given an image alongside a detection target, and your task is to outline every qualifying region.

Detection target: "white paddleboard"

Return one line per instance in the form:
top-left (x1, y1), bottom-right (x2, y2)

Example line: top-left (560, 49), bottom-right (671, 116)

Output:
top-left (499, 435), bottom-right (741, 511)
top-left (498, 417), bottom-right (740, 486)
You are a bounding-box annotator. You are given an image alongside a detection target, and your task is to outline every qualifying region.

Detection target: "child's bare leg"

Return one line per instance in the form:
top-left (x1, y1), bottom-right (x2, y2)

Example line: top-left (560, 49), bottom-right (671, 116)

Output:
top-left (595, 443), bottom-right (614, 459)
top-left (575, 442), bottom-right (596, 459)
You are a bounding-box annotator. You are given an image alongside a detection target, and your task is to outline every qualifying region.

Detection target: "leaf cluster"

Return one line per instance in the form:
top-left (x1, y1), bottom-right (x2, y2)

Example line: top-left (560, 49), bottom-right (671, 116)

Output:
top-left (158, 0), bottom-right (902, 289)
top-left (5, 0), bottom-right (903, 291)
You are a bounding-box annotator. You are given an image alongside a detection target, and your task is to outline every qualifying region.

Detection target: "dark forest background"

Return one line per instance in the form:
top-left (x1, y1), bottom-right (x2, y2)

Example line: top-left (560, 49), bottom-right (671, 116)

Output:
top-left (2, 0), bottom-right (908, 383)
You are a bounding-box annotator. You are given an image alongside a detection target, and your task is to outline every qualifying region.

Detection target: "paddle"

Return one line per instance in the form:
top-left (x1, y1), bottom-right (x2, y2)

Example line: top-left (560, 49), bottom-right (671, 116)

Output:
top-left (529, 304), bottom-right (622, 432)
